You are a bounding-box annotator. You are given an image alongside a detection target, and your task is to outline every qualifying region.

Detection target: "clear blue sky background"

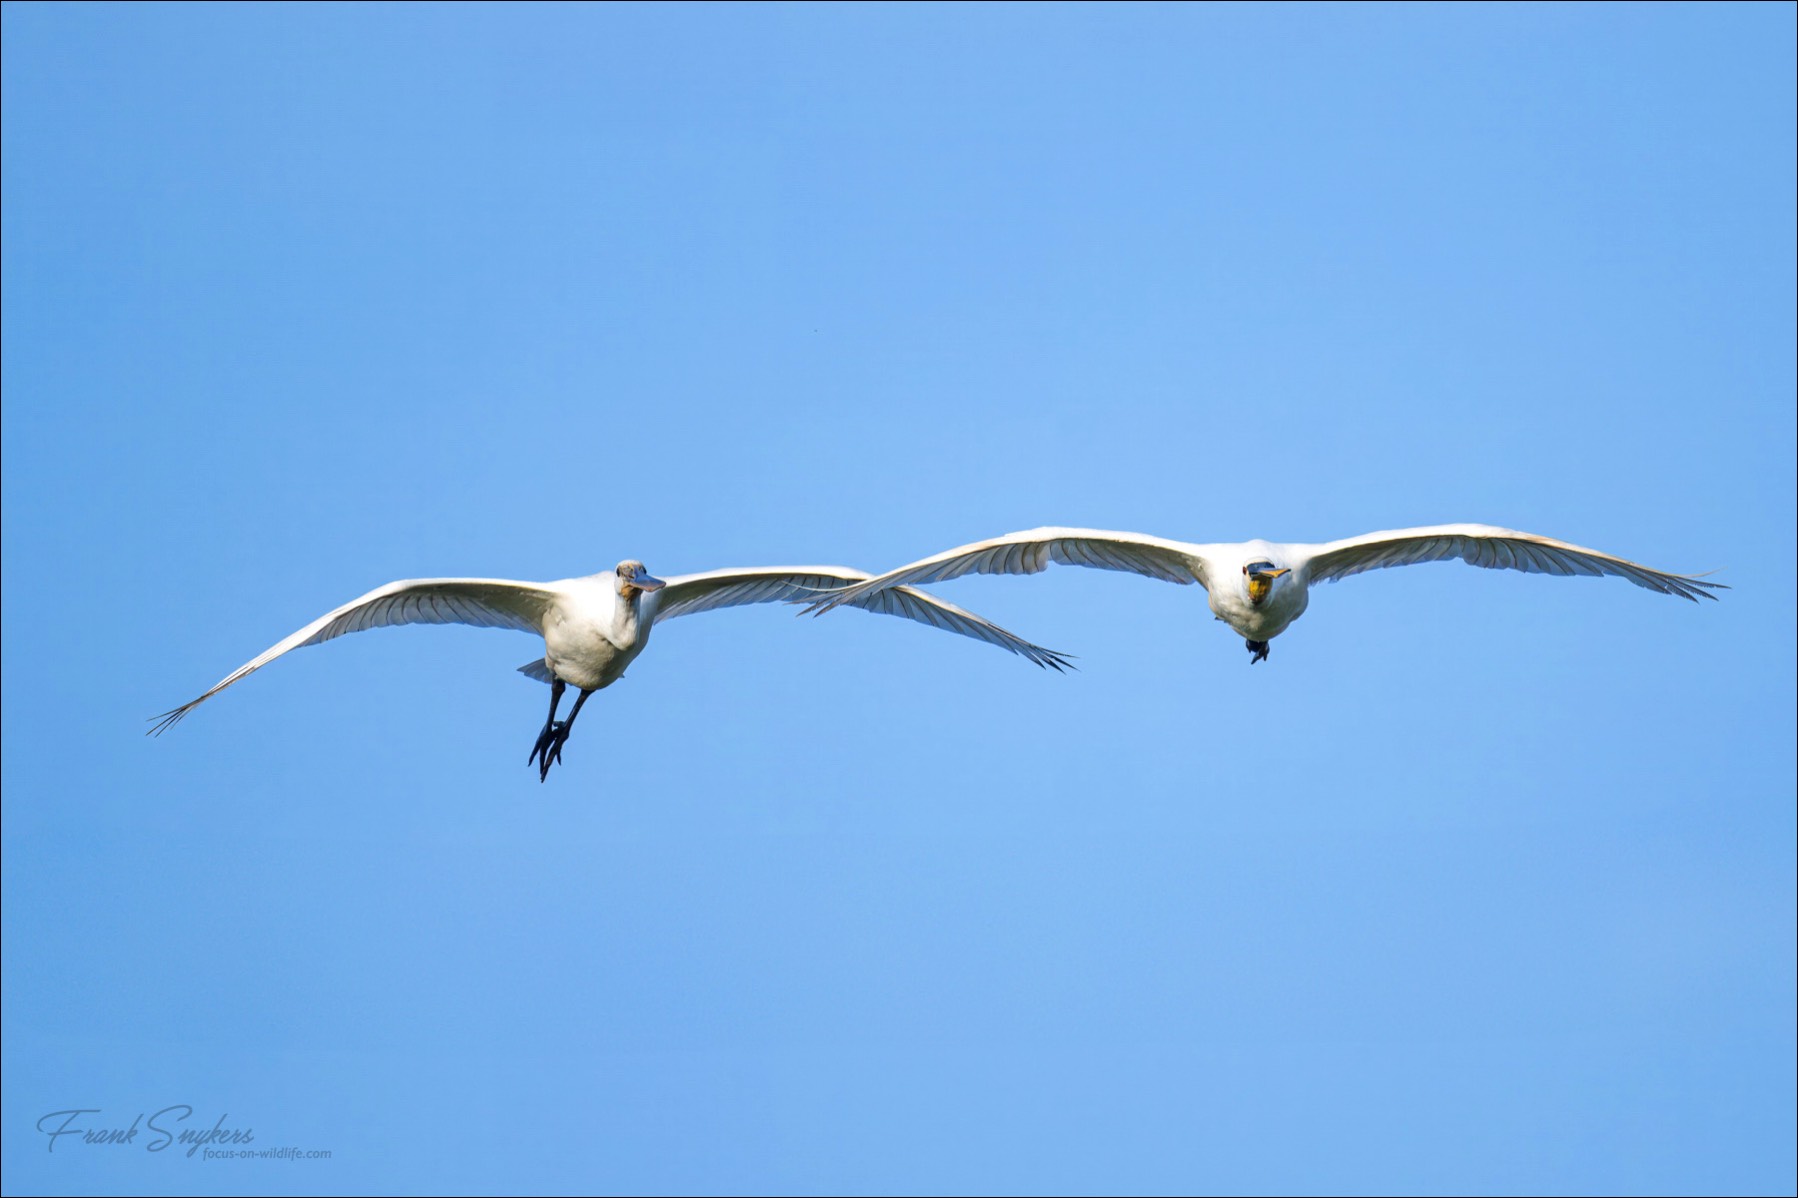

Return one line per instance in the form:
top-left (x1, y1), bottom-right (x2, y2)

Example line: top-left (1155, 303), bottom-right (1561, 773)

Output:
top-left (3, 4), bottom-right (1793, 1195)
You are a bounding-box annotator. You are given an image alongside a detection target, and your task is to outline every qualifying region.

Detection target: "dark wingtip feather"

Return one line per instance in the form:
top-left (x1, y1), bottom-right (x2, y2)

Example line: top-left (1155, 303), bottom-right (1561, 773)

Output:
top-left (146, 707), bottom-right (188, 737)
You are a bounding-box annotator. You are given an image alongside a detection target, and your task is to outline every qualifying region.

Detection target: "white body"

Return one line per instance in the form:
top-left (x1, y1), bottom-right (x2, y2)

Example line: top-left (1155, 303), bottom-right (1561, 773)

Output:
top-left (541, 575), bottom-right (651, 692)
top-left (807, 524), bottom-right (1722, 652)
top-left (151, 562), bottom-right (1072, 736)
top-left (1203, 540), bottom-right (1311, 642)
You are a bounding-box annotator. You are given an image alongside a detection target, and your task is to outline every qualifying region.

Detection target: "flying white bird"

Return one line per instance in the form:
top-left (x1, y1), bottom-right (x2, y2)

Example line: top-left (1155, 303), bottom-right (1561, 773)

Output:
top-left (804, 525), bottom-right (1723, 663)
top-left (152, 561), bottom-right (1071, 779)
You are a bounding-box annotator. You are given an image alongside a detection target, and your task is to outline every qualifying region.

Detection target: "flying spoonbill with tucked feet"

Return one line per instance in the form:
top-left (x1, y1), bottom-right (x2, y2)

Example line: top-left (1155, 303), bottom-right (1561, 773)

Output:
top-left (803, 525), bottom-right (1722, 663)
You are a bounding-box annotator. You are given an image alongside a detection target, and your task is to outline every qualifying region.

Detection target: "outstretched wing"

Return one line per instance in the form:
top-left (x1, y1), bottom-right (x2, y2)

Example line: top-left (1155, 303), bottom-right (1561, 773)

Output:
top-left (150, 578), bottom-right (559, 734)
top-left (803, 528), bottom-right (1210, 616)
top-left (646, 565), bottom-right (1073, 670)
top-left (1296, 525), bottom-right (1724, 602)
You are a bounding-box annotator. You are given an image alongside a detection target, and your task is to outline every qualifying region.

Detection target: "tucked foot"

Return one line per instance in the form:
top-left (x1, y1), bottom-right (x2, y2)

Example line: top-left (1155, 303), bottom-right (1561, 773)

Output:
top-left (1245, 639), bottom-right (1270, 664)
top-left (529, 720), bottom-right (573, 782)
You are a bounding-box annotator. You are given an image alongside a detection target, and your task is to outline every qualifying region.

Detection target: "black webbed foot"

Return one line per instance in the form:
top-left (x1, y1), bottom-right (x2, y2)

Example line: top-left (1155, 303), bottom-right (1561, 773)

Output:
top-left (527, 683), bottom-right (590, 782)
top-left (529, 720), bottom-right (573, 782)
top-left (1245, 639), bottom-right (1270, 664)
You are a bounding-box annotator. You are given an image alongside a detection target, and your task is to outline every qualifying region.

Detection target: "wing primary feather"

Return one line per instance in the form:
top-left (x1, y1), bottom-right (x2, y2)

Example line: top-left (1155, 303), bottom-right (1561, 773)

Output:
top-left (1303, 526), bottom-right (1726, 603)
top-left (149, 578), bottom-right (556, 735)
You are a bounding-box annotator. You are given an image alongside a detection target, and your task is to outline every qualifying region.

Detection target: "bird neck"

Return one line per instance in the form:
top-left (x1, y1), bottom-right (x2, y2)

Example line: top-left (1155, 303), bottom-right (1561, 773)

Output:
top-left (611, 588), bottom-right (646, 645)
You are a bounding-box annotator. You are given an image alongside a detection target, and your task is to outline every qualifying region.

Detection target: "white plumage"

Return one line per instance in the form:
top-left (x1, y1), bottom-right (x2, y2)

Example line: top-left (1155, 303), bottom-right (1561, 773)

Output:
top-left (153, 560), bottom-right (1070, 778)
top-left (805, 524), bottom-right (1723, 663)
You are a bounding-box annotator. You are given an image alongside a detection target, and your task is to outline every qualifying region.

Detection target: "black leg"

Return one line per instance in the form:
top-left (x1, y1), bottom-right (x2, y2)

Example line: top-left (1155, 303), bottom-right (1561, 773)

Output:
top-left (529, 678), bottom-right (566, 774)
top-left (1245, 639), bottom-right (1270, 664)
top-left (549, 690), bottom-right (592, 771)
top-left (532, 686), bottom-right (593, 782)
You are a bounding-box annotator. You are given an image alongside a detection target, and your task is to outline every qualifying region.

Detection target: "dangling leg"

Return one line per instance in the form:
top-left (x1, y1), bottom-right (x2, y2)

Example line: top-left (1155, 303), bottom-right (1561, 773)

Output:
top-left (542, 688), bottom-right (592, 778)
top-left (1244, 639), bottom-right (1270, 664)
top-left (529, 678), bottom-right (566, 773)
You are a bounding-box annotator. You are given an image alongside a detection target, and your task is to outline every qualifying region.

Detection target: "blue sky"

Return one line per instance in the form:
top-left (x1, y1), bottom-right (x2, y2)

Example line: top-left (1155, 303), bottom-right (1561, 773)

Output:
top-left (3, 3), bottom-right (1792, 1194)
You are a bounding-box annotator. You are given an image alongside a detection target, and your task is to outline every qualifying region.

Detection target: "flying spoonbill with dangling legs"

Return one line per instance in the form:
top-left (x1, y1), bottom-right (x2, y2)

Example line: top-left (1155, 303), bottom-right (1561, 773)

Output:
top-left (803, 525), bottom-right (1723, 662)
top-left (152, 560), bottom-right (1071, 780)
